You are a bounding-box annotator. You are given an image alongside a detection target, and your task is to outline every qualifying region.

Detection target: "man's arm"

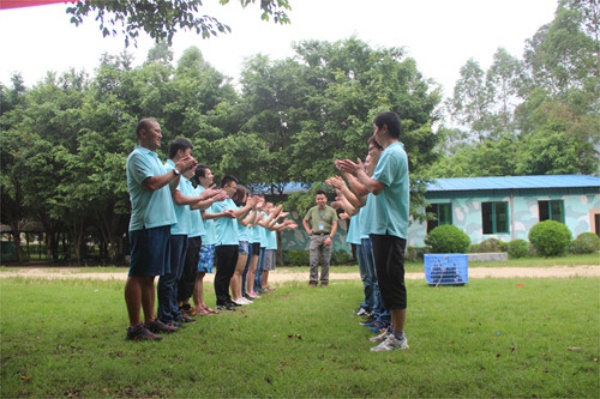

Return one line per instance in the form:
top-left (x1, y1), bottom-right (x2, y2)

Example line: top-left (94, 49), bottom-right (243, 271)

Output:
top-left (143, 155), bottom-right (197, 192)
top-left (336, 158), bottom-right (384, 195)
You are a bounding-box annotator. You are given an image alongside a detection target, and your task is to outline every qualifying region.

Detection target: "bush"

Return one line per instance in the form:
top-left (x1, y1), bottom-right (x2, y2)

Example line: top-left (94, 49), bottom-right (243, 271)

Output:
top-left (569, 232), bottom-right (600, 254)
top-left (406, 246), bottom-right (428, 262)
top-left (478, 238), bottom-right (506, 253)
top-left (528, 220), bottom-right (572, 257)
top-left (331, 249), bottom-right (351, 265)
top-left (286, 250), bottom-right (310, 266)
top-left (508, 239), bottom-right (529, 259)
top-left (468, 244), bottom-right (480, 253)
top-left (424, 225), bottom-right (471, 254)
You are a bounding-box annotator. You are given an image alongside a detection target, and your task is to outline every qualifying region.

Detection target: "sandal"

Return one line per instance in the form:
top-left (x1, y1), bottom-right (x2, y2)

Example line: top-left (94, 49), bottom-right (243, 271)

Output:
top-left (194, 307), bottom-right (211, 316)
top-left (204, 305), bottom-right (219, 314)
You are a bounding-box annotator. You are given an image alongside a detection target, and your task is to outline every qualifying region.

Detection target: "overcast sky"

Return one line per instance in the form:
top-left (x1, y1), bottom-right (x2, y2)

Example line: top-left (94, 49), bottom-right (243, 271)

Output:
top-left (0, 0), bottom-right (558, 98)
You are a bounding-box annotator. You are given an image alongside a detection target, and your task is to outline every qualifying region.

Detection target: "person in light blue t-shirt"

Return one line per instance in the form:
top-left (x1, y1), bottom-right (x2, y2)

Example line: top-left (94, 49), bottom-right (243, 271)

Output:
top-left (124, 118), bottom-right (196, 341)
top-left (337, 111), bottom-right (410, 352)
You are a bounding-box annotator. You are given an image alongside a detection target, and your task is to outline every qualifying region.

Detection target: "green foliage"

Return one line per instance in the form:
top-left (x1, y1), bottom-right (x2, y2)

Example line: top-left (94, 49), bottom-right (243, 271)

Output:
top-left (478, 238), bottom-right (506, 253)
top-left (405, 246), bottom-right (428, 261)
top-left (436, 0), bottom-right (599, 178)
top-left (569, 232), bottom-right (600, 254)
top-left (285, 249), bottom-right (310, 266)
top-left (66, 0), bottom-right (291, 46)
top-left (331, 249), bottom-right (351, 265)
top-left (507, 239), bottom-right (530, 259)
top-left (424, 225), bottom-right (471, 253)
top-left (528, 220), bottom-right (572, 257)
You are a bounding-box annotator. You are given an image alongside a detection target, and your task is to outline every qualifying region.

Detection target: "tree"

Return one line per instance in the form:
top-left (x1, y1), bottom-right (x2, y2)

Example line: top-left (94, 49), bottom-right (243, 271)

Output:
top-left (66, 0), bottom-right (291, 47)
top-left (485, 47), bottom-right (524, 135)
top-left (446, 59), bottom-right (493, 142)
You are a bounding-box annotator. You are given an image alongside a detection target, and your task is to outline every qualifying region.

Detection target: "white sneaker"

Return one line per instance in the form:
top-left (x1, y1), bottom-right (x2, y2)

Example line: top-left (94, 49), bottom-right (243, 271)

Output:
top-left (369, 328), bottom-right (391, 343)
top-left (356, 308), bottom-right (369, 316)
top-left (240, 297), bottom-right (252, 305)
top-left (370, 334), bottom-right (409, 352)
top-left (233, 298), bottom-right (250, 306)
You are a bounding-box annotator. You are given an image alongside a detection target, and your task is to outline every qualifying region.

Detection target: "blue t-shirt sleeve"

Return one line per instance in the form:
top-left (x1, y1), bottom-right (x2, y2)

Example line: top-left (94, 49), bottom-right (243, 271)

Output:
top-left (372, 151), bottom-right (395, 187)
top-left (129, 152), bottom-right (154, 185)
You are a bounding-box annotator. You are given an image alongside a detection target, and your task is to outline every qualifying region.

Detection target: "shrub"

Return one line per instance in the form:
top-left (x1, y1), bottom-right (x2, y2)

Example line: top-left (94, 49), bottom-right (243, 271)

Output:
top-left (424, 225), bottom-right (471, 253)
top-left (406, 246), bottom-right (428, 262)
top-left (478, 238), bottom-right (505, 253)
top-left (468, 244), bottom-right (480, 253)
top-left (286, 250), bottom-right (310, 266)
top-left (569, 232), bottom-right (600, 254)
top-left (331, 249), bottom-right (351, 265)
top-left (528, 220), bottom-right (572, 257)
top-left (507, 239), bottom-right (529, 259)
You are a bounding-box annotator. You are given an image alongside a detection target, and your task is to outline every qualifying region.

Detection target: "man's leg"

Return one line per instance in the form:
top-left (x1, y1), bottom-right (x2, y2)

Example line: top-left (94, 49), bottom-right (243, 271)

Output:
top-left (125, 276), bottom-right (144, 327)
top-left (321, 236), bottom-right (332, 285)
top-left (308, 237), bottom-right (320, 285)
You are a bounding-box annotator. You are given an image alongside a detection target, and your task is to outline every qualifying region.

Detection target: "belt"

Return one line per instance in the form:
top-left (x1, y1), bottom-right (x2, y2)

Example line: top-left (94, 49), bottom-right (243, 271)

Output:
top-left (313, 232), bottom-right (330, 236)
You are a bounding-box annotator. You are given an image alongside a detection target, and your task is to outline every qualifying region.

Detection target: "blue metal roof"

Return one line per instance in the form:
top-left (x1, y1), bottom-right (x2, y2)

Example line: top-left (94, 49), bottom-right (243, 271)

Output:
top-left (427, 175), bottom-right (600, 192)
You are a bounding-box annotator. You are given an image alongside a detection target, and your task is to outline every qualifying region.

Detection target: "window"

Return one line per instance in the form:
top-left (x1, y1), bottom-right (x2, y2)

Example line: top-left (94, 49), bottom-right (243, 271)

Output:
top-left (426, 203), bottom-right (452, 233)
top-left (482, 202), bottom-right (509, 234)
top-left (538, 200), bottom-right (564, 223)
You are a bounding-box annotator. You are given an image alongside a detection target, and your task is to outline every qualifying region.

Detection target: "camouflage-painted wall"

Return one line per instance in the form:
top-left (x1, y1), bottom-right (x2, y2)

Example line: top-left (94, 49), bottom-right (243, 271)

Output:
top-left (279, 211), bottom-right (350, 253)
top-left (407, 188), bottom-right (600, 247)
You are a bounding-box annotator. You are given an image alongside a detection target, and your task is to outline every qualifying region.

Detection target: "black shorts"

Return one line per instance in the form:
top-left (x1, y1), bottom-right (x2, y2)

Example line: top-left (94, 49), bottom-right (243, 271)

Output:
top-left (128, 225), bottom-right (171, 277)
top-left (251, 242), bottom-right (260, 255)
top-left (370, 234), bottom-right (407, 310)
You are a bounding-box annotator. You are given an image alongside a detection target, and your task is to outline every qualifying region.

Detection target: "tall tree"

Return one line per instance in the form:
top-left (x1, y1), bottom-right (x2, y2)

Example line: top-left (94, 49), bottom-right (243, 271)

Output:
top-left (66, 0), bottom-right (291, 46)
top-left (446, 59), bottom-right (492, 142)
top-left (486, 47), bottom-right (524, 135)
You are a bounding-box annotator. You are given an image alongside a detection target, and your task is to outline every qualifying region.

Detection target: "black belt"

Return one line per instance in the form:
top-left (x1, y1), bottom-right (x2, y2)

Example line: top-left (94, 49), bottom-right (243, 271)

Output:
top-left (313, 232), bottom-right (330, 236)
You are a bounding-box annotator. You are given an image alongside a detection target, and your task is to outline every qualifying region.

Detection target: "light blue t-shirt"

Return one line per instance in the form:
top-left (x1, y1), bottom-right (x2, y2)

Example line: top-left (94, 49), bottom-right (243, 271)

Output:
top-left (164, 160), bottom-right (191, 236)
top-left (236, 205), bottom-right (251, 242)
top-left (126, 146), bottom-right (176, 231)
top-left (346, 214), bottom-right (361, 245)
top-left (249, 223), bottom-right (261, 244)
top-left (259, 214), bottom-right (269, 247)
top-left (201, 201), bottom-right (217, 246)
top-left (212, 198), bottom-right (239, 246)
top-left (187, 182), bottom-right (206, 238)
top-left (266, 227), bottom-right (278, 250)
top-left (359, 194), bottom-right (375, 239)
top-left (370, 141), bottom-right (409, 239)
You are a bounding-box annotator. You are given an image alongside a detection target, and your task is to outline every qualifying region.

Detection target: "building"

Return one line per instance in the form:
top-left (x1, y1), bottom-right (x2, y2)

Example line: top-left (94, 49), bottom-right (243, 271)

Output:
top-left (408, 175), bottom-right (600, 247)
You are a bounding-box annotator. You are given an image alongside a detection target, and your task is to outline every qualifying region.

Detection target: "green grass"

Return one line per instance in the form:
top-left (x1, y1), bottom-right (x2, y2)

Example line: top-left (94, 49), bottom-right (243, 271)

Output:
top-left (1, 276), bottom-right (598, 398)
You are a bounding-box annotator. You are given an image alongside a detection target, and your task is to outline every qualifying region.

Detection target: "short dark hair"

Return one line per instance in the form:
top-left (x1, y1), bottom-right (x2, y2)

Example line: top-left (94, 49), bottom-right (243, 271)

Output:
top-left (136, 117), bottom-right (158, 137)
top-left (168, 138), bottom-right (193, 159)
top-left (373, 112), bottom-right (402, 139)
top-left (315, 190), bottom-right (326, 196)
top-left (194, 164), bottom-right (209, 179)
top-left (368, 136), bottom-right (383, 151)
top-left (221, 175), bottom-right (239, 187)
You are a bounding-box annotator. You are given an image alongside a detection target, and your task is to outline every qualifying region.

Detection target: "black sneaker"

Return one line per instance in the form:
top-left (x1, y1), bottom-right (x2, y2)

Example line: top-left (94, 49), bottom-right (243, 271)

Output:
top-left (243, 294), bottom-right (254, 302)
top-left (145, 319), bottom-right (177, 334)
top-left (126, 323), bottom-right (162, 341)
top-left (217, 303), bottom-right (236, 311)
top-left (228, 300), bottom-right (242, 308)
top-left (176, 314), bottom-right (196, 323)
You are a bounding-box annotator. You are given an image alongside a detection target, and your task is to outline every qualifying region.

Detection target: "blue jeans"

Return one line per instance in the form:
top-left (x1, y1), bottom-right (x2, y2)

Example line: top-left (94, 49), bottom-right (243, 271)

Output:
top-left (361, 237), bottom-right (384, 316)
top-left (354, 243), bottom-right (373, 312)
top-left (158, 234), bottom-right (188, 322)
top-left (241, 242), bottom-right (253, 296)
top-left (254, 247), bottom-right (266, 291)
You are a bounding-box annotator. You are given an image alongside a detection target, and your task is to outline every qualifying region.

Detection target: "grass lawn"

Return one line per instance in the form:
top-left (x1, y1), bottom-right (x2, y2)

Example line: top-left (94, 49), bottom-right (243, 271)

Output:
top-left (1, 276), bottom-right (598, 398)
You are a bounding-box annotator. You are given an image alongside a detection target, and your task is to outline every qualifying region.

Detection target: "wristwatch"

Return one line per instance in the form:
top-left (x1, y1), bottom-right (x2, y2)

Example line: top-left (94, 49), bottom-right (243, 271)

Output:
top-left (172, 168), bottom-right (181, 176)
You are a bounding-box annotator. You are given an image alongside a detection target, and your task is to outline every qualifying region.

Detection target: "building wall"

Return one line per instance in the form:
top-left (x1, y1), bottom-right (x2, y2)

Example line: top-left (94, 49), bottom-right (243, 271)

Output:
top-left (408, 189), bottom-right (600, 247)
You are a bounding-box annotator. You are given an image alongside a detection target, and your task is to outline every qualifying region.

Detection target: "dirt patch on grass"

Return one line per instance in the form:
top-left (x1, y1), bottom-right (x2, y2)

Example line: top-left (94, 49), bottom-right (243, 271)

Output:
top-left (0, 265), bottom-right (598, 283)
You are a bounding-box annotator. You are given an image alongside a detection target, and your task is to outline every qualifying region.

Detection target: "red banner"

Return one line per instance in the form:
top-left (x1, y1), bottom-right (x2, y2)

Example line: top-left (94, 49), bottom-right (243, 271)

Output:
top-left (0, 0), bottom-right (81, 10)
